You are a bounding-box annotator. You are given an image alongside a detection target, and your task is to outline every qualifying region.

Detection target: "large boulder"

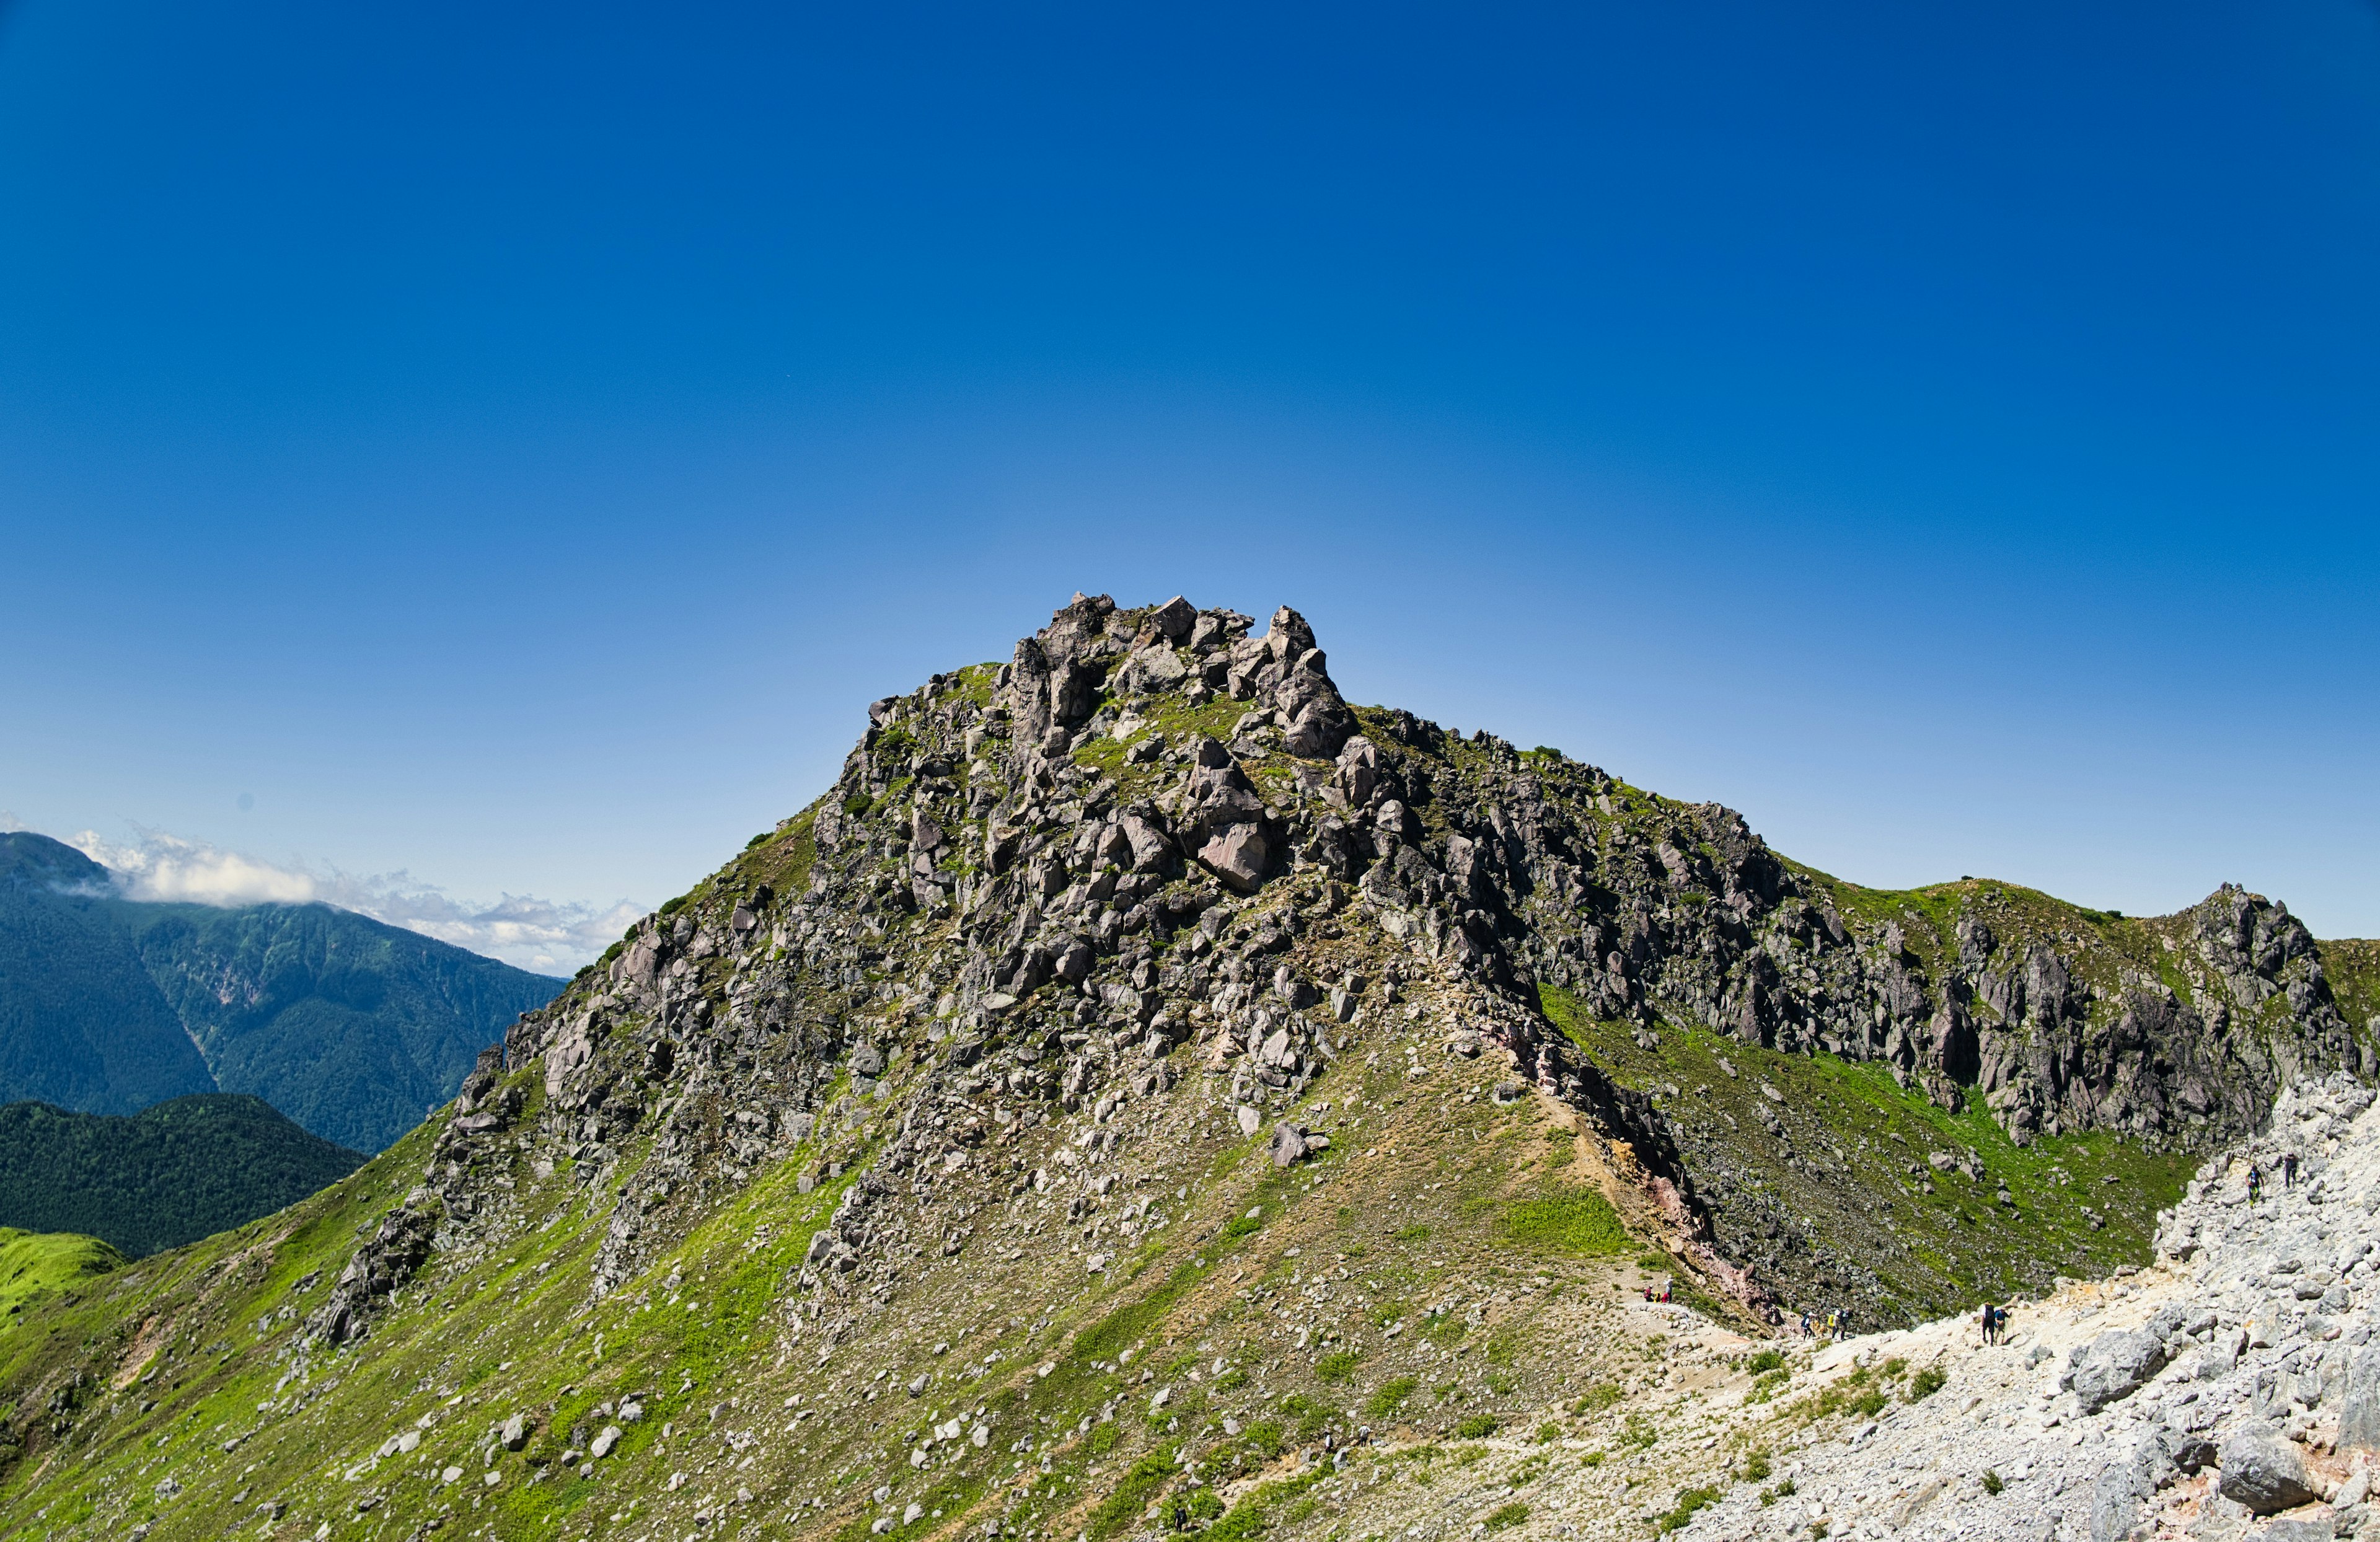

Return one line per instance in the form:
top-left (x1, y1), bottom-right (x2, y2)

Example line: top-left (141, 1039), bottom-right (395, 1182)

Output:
top-left (2216, 1425), bottom-right (2321, 1515)
top-left (1198, 825), bottom-right (1270, 893)
top-left (2338, 1346), bottom-right (2380, 1451)
top-left (2069, 1327), bottom-right (2169, 1414)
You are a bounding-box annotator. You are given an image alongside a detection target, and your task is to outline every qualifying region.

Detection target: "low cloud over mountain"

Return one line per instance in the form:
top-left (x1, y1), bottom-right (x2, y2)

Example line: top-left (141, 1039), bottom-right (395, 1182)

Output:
top-left (58, 827), bottom-right (639, 974)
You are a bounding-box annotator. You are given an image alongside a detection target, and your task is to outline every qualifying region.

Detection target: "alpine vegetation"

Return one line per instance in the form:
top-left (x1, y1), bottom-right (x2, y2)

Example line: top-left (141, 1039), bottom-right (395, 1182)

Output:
top-left (0, 595), bottom-right (2371, 1542)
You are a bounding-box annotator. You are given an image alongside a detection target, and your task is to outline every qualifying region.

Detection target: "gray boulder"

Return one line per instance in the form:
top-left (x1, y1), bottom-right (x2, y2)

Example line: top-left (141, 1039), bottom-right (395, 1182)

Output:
top-left (2069, 1327), bottom-right (2169, 1414)
top-left (2216, 1425), bottom-right (2321, 1515)
top-left (1198, 825), bottom-right (1269, 893)
top-left (1120, 813), bottom-right (1176, 873)
top-left (1150, 596), bottom-right (1196, 641)
top-left (2089, 1432), bottom-right (2174, 1542)
top-left (2260, 1512), bottom-right (2338, 1542)
top-left (1269, 1123), bottom-right (1311, 1167)
top-left (2339, 1346), bottom-right (2380, 1451)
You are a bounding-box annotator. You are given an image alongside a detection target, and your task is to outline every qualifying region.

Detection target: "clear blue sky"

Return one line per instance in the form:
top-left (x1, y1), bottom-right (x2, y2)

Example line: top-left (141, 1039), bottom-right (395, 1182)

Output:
top-left (2, 1), bottom-right (2375, 963)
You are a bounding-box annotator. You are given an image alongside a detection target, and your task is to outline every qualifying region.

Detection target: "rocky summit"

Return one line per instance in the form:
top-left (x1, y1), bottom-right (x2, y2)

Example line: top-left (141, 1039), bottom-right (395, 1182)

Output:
top-left (1, 594), bottom-right (2375, 1542)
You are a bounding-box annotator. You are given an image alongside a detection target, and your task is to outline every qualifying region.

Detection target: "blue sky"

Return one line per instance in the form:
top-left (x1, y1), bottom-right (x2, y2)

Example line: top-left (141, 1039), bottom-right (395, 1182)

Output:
top-left (2, 1), bottom-right (2376, 965)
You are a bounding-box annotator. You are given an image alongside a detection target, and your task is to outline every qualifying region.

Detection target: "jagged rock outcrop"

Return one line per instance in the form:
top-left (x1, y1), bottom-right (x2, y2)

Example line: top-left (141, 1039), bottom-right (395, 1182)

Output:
top-left (324, 596), bottom-right (2378, 1336)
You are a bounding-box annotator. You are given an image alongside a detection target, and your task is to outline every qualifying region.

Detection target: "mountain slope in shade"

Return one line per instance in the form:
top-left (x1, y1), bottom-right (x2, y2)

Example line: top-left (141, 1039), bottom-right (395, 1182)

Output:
top-left (110, 899), bottom-right (566, 1153)
top-left (0, 835), bottom-right (214, 1115)
top-left (0, 830), bottom-right (566, 1152)
top-left (0, 1095), bottom-right (365, 1258)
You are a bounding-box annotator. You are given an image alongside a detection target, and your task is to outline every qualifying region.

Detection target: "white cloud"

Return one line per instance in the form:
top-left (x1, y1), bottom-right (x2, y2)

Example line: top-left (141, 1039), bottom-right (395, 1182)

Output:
top-left (63, 827), bottom-right (640, 976)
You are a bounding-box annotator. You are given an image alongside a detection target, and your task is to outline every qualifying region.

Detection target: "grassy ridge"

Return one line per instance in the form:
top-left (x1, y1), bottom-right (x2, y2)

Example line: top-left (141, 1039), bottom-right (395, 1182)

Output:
top-left (0, 1230), bottom-right (123, 1327)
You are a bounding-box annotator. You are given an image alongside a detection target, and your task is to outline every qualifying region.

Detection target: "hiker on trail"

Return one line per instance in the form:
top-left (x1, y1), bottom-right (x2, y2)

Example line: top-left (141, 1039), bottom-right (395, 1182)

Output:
top-left (1979, 1303), bottom-right (1996, 1346)
top-left (1995, 1305), bottom-right (2010, 1343)
top-left (1799, 1311), bottom-right (1812, 1339)
top-left (2247, 1165), bottom-right (2263, 1206)
top-left (2284, 1152), bottom-right (2300, 1189)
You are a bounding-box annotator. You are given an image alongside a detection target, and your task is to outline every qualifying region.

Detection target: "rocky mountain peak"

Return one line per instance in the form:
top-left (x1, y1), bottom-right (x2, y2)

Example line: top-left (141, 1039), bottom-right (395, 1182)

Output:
top-left (6, 596), bottom-right (2375, 1542)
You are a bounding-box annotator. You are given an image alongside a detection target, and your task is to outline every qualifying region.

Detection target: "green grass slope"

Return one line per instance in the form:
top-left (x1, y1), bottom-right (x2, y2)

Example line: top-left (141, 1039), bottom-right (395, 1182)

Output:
top-left (0, 1230), bottom-right (124, 1329)
top-left (0, 1045), bottom-right (1692, 1542)
top-left (0, 1095), bottom-right (366, 1258)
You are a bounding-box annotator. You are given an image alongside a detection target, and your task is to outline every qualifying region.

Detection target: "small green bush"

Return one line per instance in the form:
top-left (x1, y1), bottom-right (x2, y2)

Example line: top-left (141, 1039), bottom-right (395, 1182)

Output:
top-left (1535, 1421), bottom-right (1561, 1444)
top-left (1223, 1215), bottom-right (1263, 1240)
top-left (1657, 1486), bottom-right (1721, 1533)
top-left (1576, 1381), bottom-right (1624, 1412)
top-left (1484, 1502), bottom-right (1530, 1531)
top-left (1580, 1450), bottom-right (1605, 1468)
top-left (1981, 1469), bottom-right (2003, 1495)
top-left (1365, 1377), bottom-right (1417, 1417)
top-left (1088, 1447), bottom-right (1179, 1540)
top-left (1745, 1348), bottom-right (1786, 1375)
top-left (1908, 1366), bottom-right (1947, 1401)
top-left (1881, 1357), bottom-right (1908, 1378)
top-left (1315, 1350), bottom-right (1361, 1383)
top-left (1502, 1188), bottom-right (1634, 1256)
top-left (1740, 1451), bottom-right (1772, 1482)
top-left (1086, 1421), bottom-right (1120, 1456)
top-left (1394, 1224), bottom-right (1432, 1243)
top-left (1454, 1414), bottom-right (1497, 1439)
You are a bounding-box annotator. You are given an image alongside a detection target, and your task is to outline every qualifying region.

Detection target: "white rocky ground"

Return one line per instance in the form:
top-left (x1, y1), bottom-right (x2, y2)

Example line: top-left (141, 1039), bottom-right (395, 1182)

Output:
top-left (1298, 1074), bottom-right (2380, 1542)
top-left (1673, 1072), bottom-right (2380, 1542)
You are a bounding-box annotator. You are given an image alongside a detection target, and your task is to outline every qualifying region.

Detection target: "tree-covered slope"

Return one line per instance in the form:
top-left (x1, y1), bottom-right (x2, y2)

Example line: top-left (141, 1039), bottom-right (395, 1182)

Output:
top-left (109, 900), bottom-right (566, 1153)
top-left (0, 831), bottom-right (566, 1152)
top-left (0, 595), bottom-right (2369, 1542)
top-left (0, 1095), bottom-right (366, 1258)
top-left (0, 835), bottom-right (215, 1116)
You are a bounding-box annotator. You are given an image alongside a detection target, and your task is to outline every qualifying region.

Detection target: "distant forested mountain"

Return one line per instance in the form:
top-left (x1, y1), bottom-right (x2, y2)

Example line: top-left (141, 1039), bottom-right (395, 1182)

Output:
top-left (0, 1095), bottom-right (366, 1257)
top-left (0, 832), bottom-right (563, 1151)
top-left (0, 835), bottom-right (215, 1114)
